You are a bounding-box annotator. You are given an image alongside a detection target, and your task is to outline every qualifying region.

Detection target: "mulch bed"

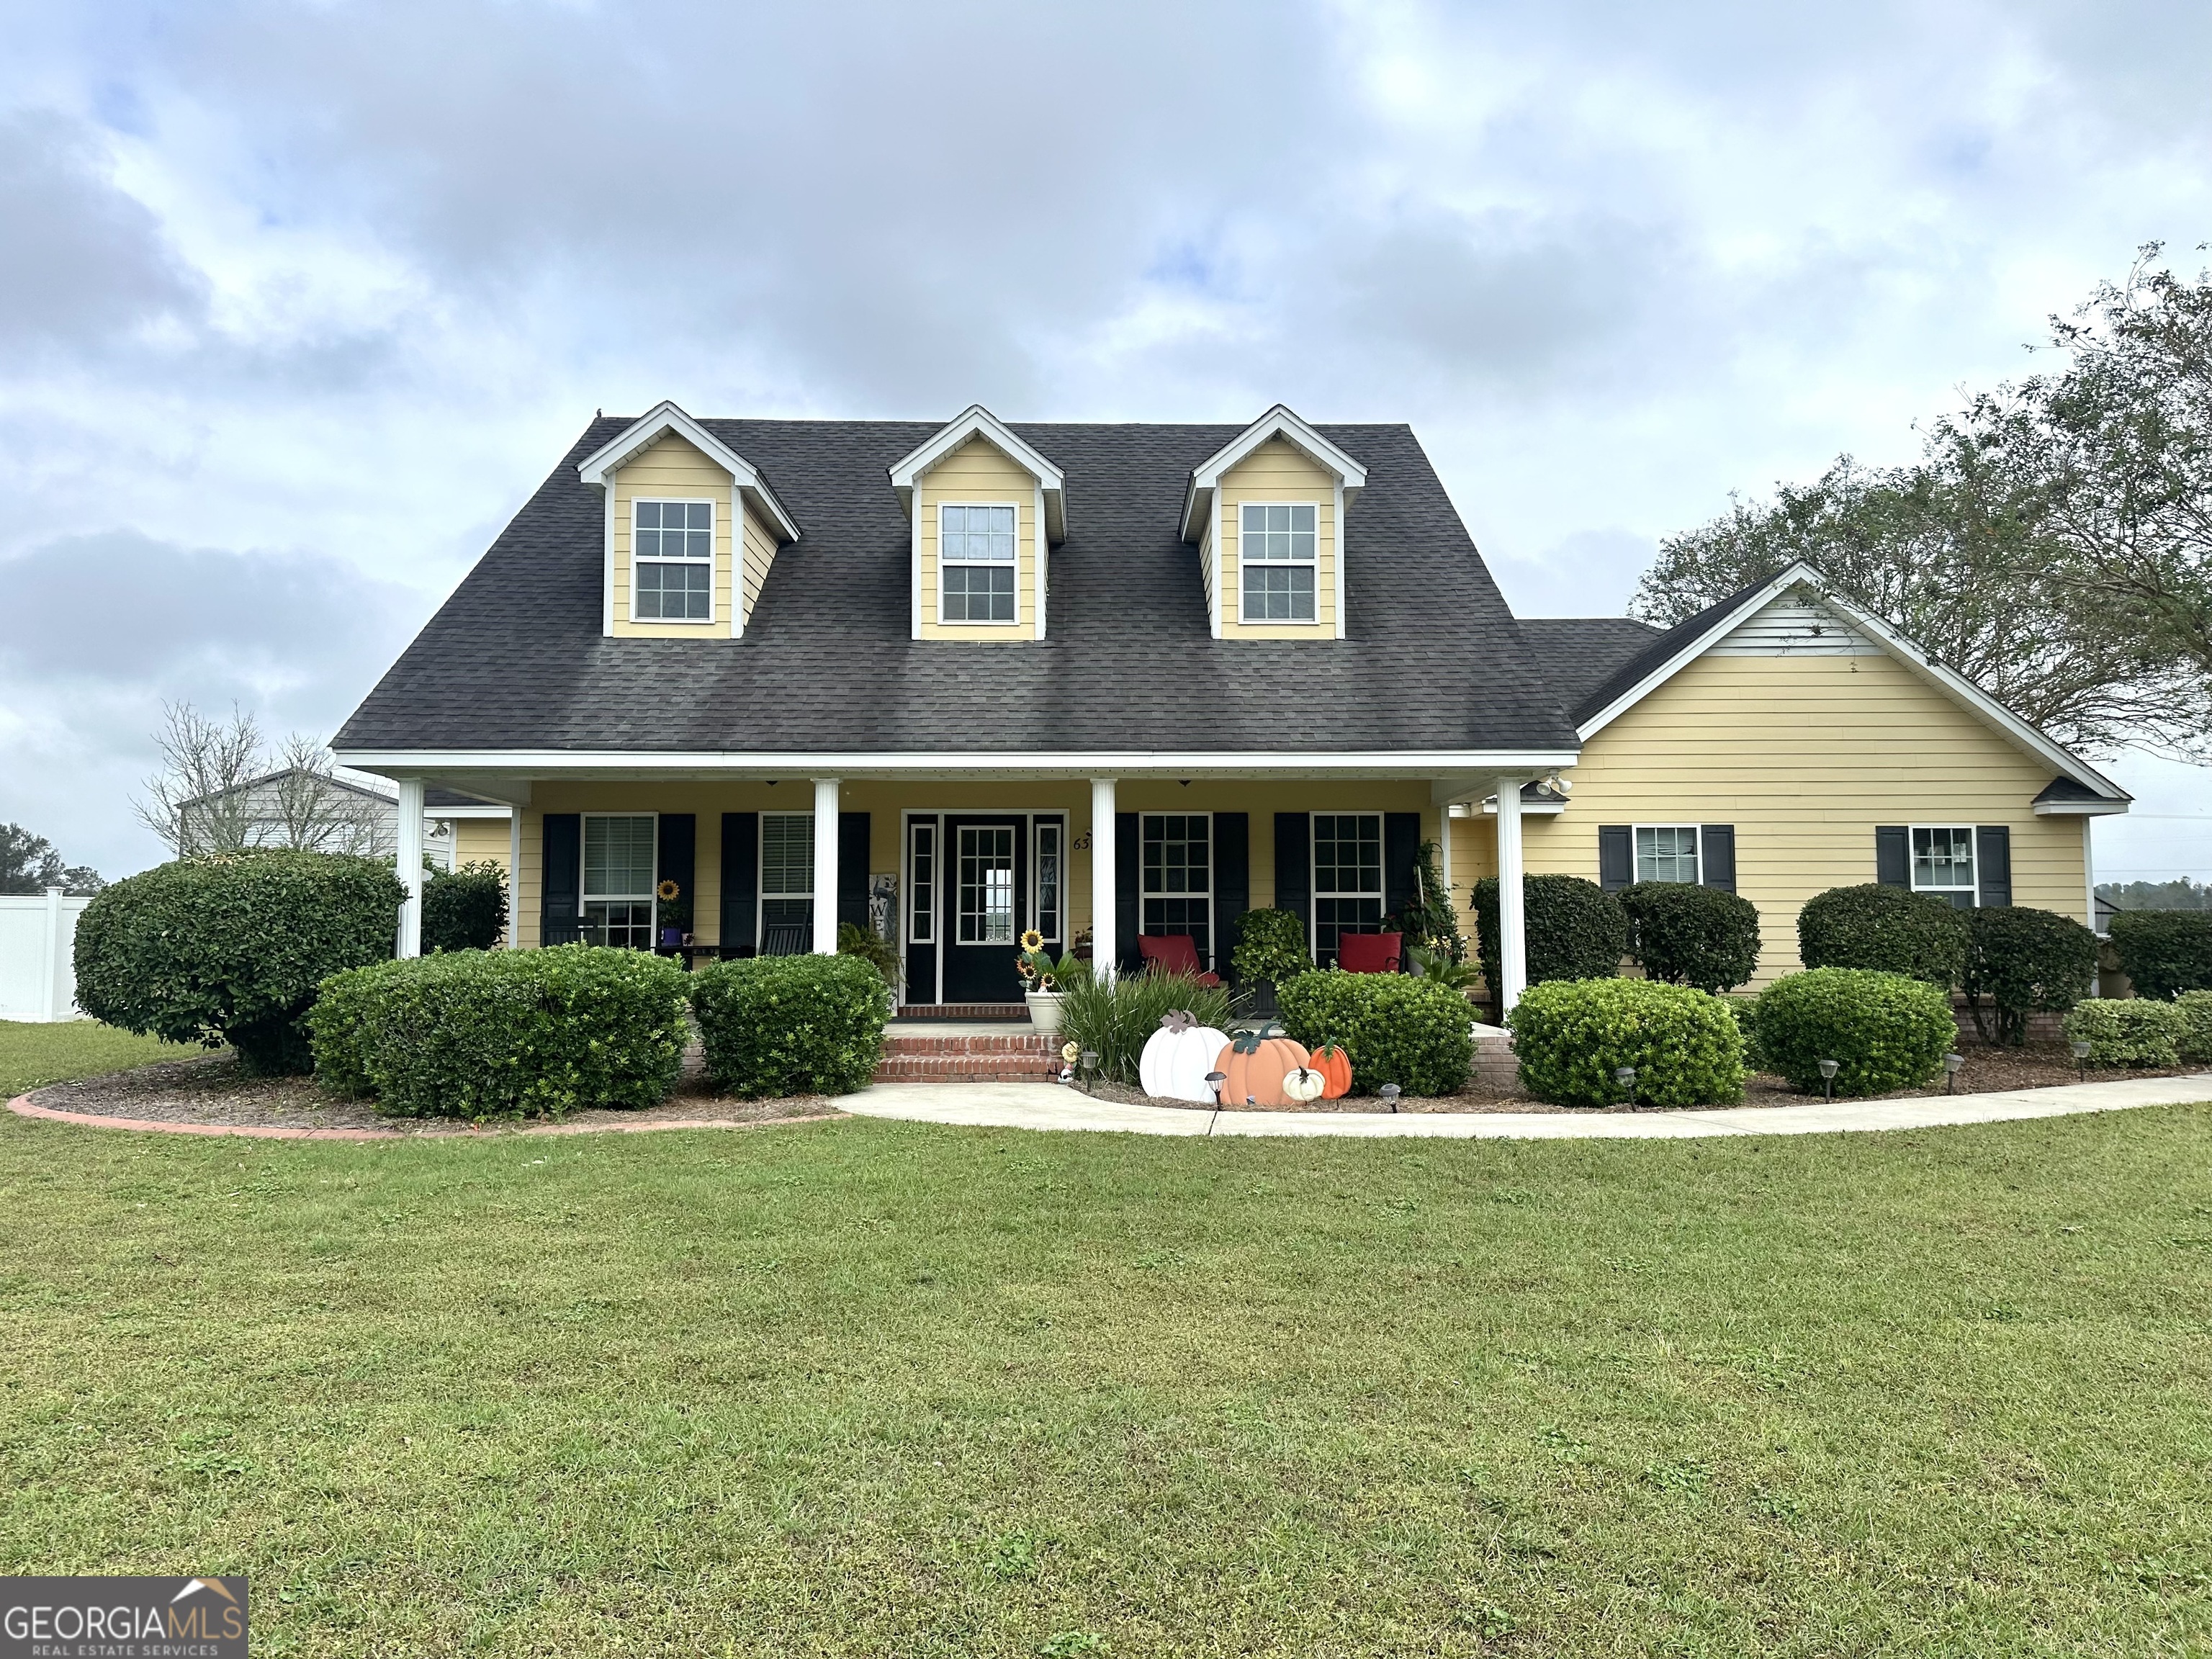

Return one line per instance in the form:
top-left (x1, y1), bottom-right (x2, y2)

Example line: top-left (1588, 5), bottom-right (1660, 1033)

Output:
top-left (1078, 1043), bottom-right (2195, 1116)
top-left (23, 1047), bottom-right (840, 1136)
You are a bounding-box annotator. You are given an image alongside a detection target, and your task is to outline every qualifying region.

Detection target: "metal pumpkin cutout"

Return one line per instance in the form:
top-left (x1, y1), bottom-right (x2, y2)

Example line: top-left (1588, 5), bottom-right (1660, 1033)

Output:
top-left (1310, 1042), bottom-right (1353, 1100)
top-left (1281, 1065), bottom-right (1328, 1103)
top-left (1212, 1025), bottom-right (1313, 1107)
top-left (1140, 1010), bottom-right (1232, 1103)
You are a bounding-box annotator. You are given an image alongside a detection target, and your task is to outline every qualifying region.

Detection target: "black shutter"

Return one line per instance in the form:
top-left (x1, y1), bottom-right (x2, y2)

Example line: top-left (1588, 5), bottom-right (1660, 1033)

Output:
top-left (1384, 811), bottom-right (1421, 921)
top-left (1977, 826), bottom-right (2012, 908)
top-left (657, 814), bottom-right (696, 938)
top-left (837, 812), bottom-right (871, 932)
top-left (541, 814), bottom-right (580, 941)
top-left (721, 812), bottom-right (757, 953)
top-left (1213, 813), bottom-right (1249, 978)
top-left (1115, 811), bottom-right (1140, 971)
top-left (1876, 825), bottom-right (1910, 889)
top-left (1598, 824), bottom-right (1632, 893)
top-left (1699, 824), bottom-right (1736, 893)
top-left (1274, 812), bottom-right (1310, 930)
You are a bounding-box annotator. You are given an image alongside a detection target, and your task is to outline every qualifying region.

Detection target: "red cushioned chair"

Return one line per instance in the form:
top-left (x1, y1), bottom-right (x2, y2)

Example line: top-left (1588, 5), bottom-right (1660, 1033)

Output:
top-left (1335, 930), bottom-right (1403, 974)
top-left (1137, 933), bottom-right (1222, 986)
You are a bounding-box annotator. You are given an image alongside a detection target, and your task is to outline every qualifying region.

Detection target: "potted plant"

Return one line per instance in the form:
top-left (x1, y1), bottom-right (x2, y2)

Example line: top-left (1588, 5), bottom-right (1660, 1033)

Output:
top-left (656, 880), bottom-right (691, 951)
top-left (1016, 932), bottom-right (1084, 1032)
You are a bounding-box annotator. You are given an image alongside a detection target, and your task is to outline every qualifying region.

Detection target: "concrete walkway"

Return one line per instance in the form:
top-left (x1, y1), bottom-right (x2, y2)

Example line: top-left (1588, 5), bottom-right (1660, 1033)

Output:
top-left (848, 1074), bottom-right (2212, 1139)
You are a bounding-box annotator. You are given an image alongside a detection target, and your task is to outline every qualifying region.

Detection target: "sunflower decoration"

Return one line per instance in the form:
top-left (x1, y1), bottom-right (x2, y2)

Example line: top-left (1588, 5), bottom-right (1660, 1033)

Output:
top-left (657, 879), bottom-right (681, 902)
top-left (1021, 930), bottom-right (1045, 952)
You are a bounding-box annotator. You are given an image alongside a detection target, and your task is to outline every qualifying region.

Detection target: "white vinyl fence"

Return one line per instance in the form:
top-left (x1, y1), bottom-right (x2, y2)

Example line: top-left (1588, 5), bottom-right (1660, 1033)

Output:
top-left (0, 889), bottom-right (90, 1022)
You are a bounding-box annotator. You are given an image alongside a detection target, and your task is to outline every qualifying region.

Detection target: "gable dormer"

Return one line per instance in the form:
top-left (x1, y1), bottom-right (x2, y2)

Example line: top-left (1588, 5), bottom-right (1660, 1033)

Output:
top-left (889, 405), bottom-right (1065, 642)
top-left (1181, 406), bottom-right (1367, 641)
top-left (576, 402), bottom-right (799, 639)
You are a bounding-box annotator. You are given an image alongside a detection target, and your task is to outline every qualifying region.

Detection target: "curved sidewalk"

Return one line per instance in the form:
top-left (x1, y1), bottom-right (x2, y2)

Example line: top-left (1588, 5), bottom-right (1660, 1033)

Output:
top-left (848, 1074), bottom-right (2212, 1139)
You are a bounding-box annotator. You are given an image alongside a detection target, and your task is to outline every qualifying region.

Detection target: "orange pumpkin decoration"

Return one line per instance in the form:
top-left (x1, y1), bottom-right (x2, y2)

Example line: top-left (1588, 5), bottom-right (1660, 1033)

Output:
top-left (1213, 1026), bottom-right (1312, 1107)
top-left (1310, 1042), bottom-right (1353, 1100)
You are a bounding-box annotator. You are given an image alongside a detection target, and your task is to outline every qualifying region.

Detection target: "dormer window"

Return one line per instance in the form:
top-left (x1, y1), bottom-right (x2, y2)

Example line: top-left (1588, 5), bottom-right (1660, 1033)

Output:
top-left (940, 504), bottom-right (1018, 624)
top-left (633, 499), bottom-right (714, 621)
top-left (1240, 503), bottom-right (1318, 621)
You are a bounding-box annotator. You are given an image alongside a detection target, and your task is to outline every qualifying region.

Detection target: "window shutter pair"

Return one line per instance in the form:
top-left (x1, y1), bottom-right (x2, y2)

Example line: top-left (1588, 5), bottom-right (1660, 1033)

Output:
top-left (1595, 824), bottom-right (1736, 893)
top-left (1874, 825), bottom-right (2012, 905)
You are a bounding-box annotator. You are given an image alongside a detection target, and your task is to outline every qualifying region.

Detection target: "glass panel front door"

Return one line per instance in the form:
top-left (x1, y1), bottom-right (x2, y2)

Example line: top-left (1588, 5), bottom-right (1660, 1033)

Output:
top-left (940, 815), bottom-right (1026, 1003)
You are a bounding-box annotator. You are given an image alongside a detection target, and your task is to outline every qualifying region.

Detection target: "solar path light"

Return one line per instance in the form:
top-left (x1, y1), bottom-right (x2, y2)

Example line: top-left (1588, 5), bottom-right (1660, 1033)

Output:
top-left (1943, 1052), bottom-right (1965, 1094)
top-left (1817, 1058), bottom-right (1839, 1103)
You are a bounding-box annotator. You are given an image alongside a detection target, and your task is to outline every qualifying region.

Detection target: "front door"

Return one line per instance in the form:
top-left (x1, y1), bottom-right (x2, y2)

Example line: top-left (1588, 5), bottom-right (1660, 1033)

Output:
top-left (942, 815), bottom-right (1027, 1003)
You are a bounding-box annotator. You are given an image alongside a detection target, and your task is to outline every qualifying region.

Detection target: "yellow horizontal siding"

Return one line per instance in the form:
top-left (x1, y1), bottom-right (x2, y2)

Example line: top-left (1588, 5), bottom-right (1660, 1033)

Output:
top-left (611, 434), bottom-right (733, 638)
top-left (917, 436), bottom-right (1038, 639)
top-left (1218, 437), bottom-right (1336, 639)
top-left (739, 503), bottom-right (778, 627)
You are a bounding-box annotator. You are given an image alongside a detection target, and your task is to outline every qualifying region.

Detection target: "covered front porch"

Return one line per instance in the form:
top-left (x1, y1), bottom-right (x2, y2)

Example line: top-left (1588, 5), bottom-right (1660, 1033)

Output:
top-left (378, 759), bottom-right (1566, 1012)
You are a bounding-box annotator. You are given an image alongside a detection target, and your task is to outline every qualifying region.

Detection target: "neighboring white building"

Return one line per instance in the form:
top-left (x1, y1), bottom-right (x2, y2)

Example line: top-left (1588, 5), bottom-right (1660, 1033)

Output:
top-left (177, 769), bottom-right (511, 871)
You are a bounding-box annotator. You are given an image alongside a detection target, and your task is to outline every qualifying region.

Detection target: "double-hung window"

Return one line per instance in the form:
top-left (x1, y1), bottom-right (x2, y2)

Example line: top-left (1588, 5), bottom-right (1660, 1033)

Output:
top-left (633, 499), bottom-right (713, 621)
top-left (1635, 826), bottom-right (1700, 884)
top-left (1912, 826), bottom-right (1977, 909)
top-left (583, 814), bottom-right (656, 949)
top-left (1312, 811), bottom-right (1382, 965)
top-left (1240, 503), bottom-right (1317, 621)
top-left (940, 503), bottom-right (1017, 624)
top-left (760, 813), bottom-right (815, 953)
top-left (1141, 814), bottom-right (1211, 966)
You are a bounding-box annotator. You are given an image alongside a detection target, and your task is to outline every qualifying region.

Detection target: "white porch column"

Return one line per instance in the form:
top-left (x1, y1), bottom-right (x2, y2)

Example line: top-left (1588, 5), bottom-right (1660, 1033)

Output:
top-left (812, 778), bottom-right (841, 953)
top-left (506, 808), bottom-right (523, 948)
top-left (396, 776), bottom-right (425, 958)
top-left (1495, 775), bottom-right (1527, 1014)
top-left (1090, 777), bottom-right (1117, 983)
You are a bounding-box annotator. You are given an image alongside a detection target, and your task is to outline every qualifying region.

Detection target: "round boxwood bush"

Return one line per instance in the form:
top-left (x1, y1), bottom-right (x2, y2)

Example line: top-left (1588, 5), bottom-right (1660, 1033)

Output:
top-left (1473, 874), bottom-right (1626, 992)
top-left (1230, 908), bottom-right (1315, 987)
top-left (1507, 979), bottom-right (1745, 1108)
top-left (1275, 968), bottom-right (1475, 1097)
top-left (1960, 905), bottom-right (2098, 1046)
top-left (2108, 909), bottom-right (2212, 1001)
top-left (307, 945), bottom-right (690, 1118)
top-left (2060, 997), bottom-right (2184, 1069)
top-left (421, 860), bottom-right (508, 953)
top-left (1619, 882), bottom-right (1762, 992)
top-left (691, 953), bottom-right (890, 1097)
top-left (1753, 967), bottom-right (1955, 1096)
top-left (73, 850), bottom-right (405, 1074)
top-left (1797, 885), bottom-right (1967, 987)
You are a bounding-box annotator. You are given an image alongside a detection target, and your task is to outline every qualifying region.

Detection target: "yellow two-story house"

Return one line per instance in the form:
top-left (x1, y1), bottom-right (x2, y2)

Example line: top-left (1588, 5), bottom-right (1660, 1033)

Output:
top-left (334, 402), bottom-right (2128, 1007)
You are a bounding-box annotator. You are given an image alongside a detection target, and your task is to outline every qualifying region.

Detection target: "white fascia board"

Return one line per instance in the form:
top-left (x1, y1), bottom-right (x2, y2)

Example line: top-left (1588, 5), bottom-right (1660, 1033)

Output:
top-left (2033, 798), bottom-right (2131, 817)
top-left (576, 400), bottom-right (801, 541)
top-left (335, 747), bottom-right (1583, 782)
top-left (1576, 560), bottom-right (2131, 805)
top-left (887, 405), bottom-right (1067, 540)
top-left (1179, 404), bottom-right (1370, 542)
top-left (433, 804), bottom-right (516, 819)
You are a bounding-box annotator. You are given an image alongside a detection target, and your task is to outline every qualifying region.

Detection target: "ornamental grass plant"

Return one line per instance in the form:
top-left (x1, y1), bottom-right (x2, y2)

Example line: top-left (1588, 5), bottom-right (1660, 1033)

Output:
top-left (1058, 970), bottom-right (1233, 1087)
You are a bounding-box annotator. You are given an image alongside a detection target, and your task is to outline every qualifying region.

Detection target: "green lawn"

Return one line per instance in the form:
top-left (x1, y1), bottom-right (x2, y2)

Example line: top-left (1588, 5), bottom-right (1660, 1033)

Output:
top-left (0, 1064), bottom-right (2209, 1654)
top-left (0, 1017), bottom-right (192, 1097)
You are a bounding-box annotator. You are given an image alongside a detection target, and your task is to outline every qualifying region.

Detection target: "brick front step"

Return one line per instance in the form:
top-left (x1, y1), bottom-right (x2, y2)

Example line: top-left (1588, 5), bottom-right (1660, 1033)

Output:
top-left (873, 1030), bottom-right (1064, 1084)
top-left (895, 1003), bottom-right (1030, 1020)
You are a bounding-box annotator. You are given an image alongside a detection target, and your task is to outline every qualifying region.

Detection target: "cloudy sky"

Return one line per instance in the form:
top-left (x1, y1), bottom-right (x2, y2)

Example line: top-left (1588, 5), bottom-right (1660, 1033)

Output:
top-left (4, 0), bottom-right (2210, 883)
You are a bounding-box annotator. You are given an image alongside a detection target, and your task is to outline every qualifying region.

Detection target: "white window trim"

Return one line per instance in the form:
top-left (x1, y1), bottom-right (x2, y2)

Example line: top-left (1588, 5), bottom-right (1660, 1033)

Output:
top-left (1235, 500), bottom-right (1323, 626)
top-left (899, 807), bottom-right (1066, 1004)
top-left (1633, 823), bottom-right (1703, 886)
top-left (758, 810), bottom-right (817, 941)
top-left (1138, 811), bottom-right (1213, 956)
top-left (935, 500), bottom-right (1023, 628)
top-left (907, 818), bottom-right (937, 946)
top-left (1909, 823), bottom-right (1980, 904)
top-left (1032, 813), bottom-right (1067, 944)
top-left (628, 497), bottom-right (718, 626)
top-left (1309, 810), bottom-right (1384, 957)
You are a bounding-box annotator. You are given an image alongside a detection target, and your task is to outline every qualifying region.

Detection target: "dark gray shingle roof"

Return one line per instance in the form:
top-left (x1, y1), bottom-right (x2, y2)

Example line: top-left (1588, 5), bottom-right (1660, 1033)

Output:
top-left (1516, 618), bottom-right (1664, 721)
top-left (335, 418), bottom-right (1580, 756)
top-left (1552, 574), bottom-right (1782, 725)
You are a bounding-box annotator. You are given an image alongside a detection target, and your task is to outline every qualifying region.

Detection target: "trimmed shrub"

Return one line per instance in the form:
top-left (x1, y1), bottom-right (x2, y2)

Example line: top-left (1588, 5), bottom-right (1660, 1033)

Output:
top-left (2061, 998), bottom-right (2183, 1069)
top-left (1619, 882), bottom-right (1762, 993)
top-left (1230, 908), bottom-right (1315, 988)
top-left (1060, 969), bottom-right (1234, 1087)
top-left (74, 850), bottom-right (405, 1074)
top-left (1797, 884), bottom-right (1969, 987)
top-left (691, 953), bottom-right (890, 1098)
top-left (1754, 968), bottom-right (1954, 1096)
top-left (1507, 979), bottom-right (1745, 1108)
top-left (1473, 874), bottom-right (1627, 991)
top-left (421, 860), bottom-right (508, 953)
top-left (1960, 905), bottom-right (2099, 1046)
top-left (307, 945), bottom-right (689, 1118)
top-left (1276, 968), bottom-right (1475, 1097)
top-left (2175, 990), bottom-right (2212, 1066)
top-left (2108, 909), bottom-right (2212, 1001)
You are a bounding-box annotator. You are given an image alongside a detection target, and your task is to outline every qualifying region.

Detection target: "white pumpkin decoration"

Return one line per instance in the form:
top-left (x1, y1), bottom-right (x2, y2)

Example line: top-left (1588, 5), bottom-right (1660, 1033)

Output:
top-left (1281, 1065), bottom-right (1328, 1103)
top-left (1140, 1010), bottom-right (1232, 1102)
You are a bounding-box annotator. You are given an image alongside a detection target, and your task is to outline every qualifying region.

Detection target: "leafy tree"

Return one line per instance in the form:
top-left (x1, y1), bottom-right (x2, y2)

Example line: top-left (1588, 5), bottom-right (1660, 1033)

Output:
top-left (2098, 878), bottom-right (2211, 912)
top-left (0, 822), bottom-right (104, 894)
